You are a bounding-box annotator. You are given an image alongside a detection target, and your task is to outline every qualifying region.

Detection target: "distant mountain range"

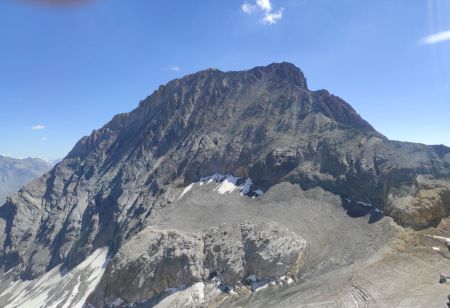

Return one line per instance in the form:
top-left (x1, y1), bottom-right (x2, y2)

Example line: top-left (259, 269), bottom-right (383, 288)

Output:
top-left (0, 156), bottom-right (53, 204)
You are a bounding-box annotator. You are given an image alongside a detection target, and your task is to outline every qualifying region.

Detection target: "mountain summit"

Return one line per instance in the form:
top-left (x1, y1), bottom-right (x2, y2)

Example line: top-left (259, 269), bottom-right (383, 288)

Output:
top-left (0, 63), bottom-right (449, 307)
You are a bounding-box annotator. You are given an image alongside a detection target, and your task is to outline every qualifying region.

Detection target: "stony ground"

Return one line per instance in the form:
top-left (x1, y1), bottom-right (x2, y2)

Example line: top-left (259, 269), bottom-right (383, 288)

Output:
top-left (149, 181), bottom-right (450, 307)
top-left (2, 178), bottom-right (450, 307)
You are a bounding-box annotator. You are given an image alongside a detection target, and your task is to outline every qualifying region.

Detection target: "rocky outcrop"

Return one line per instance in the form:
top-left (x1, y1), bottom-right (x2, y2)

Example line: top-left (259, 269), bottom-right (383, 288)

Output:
top-left (88, 222), bottom-right (306, 306)
top-left (203, 222), bottom-right (305, 286)
top-left (94, 229), bottom-right (204, 304)
top-left (0, 62), bottom-right (449, 284)
top-left (386, 175), bottom-right (450, 228)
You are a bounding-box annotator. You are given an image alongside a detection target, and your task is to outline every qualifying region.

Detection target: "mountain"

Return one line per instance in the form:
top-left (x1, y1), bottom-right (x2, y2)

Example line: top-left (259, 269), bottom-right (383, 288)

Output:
top-left (1, 63), bottom-right (450, 307)
top-left (0, 156), bottom-right (52, 204)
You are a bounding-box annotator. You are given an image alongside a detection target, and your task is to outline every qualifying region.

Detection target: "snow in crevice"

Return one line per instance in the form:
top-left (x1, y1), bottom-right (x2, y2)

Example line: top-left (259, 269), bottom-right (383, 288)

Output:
top-left (209, 272), bottom-right (235, 294)
top-left (427, 235), bottom-right (450, 246)
top-left (178, 183), bottom-right (194, 200)
top-left (178, 173), bottom-right (264, 200)
top-left (245, 274), bottom-right (294, 292)
top-left (0, 247), bottom-right (109, 308)
top-left (107, 297), bottom-right (125, 307)
top-left (240, 178), bottom-right (253, 195)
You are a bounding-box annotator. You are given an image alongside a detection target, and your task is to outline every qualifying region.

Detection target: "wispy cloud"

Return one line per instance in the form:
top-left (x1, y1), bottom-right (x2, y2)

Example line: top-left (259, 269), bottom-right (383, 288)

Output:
top-left (241, 0), bottom-right (283, 25)
top-left (31, 124), bottom-right (46, 130)
top-left (444, 85), bottom-right (449, 88)
top-left (41, 137), bottom-right (48, 141)
top-left (169, 66), bottom-right (181, 72)
top-left (420, 30), bottom-right (450, 45)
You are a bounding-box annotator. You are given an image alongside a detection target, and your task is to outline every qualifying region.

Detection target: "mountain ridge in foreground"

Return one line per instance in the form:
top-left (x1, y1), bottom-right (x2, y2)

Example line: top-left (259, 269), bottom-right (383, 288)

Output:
top-left (1, 62), bottom-right (450, 307)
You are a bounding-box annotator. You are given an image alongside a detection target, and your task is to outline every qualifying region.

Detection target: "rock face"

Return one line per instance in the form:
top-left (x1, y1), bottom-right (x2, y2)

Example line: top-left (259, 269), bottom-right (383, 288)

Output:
top-left (203, 222), bottom-right (305, 285)
top-left (0, 156), bottom-right (52, 204)
top-left (89, 222), bottom-right (306, 306)
top-left (95, 229), bottom-right (204, 304)
top-left (0, 62), bottom-right (449, 284)
top-left (386, 175), bottom-right (450, 228)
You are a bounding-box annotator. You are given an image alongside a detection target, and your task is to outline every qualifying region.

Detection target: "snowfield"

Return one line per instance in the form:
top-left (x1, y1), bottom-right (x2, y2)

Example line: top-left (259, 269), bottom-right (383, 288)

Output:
top-left (0, 248), bottom-right (109, 308)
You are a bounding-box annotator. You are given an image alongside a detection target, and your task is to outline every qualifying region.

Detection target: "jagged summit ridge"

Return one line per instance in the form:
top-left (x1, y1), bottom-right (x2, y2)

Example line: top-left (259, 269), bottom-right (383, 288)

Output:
top-left (175, 62), bottom-right (307, 88)
top-left (248, 62), bottom-right (309, 88)
top-left (68, 62), bottom-right (376, 161)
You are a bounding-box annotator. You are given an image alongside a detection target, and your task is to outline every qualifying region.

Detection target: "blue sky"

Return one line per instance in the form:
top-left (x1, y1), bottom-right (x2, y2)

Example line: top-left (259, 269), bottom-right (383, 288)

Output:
top-left (0, 0), bottom-right (449, 160)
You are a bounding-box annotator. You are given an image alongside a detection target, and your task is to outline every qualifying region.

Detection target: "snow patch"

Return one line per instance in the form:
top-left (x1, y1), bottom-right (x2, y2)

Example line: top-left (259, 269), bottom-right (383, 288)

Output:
top-left (0, 247), bottom-right (109, 308)
top-left (210, 272), bottom-right (234, 293)
top-left (245, 274), bottom-right (295, 292)
top-left (427, 235), bottom-right (450, 246)
top-left (202, 173), bottom-right (264, 197)
top-left (240, 178), bottom-right (253, 195)
top-left (432, 247), bottom-right (441, 252)
top-left (252, 280), bottom-right (269, 292)
top-left (105, 297), bottom-right (125, 307)
top-left (254, 189), bottom-right (264, 196)
top-left (178, 173), bottom-right (264, 200)
top-left (178, 183), bottom-right (194, 200)
top-left (215, 175), bottom-right (239, 194)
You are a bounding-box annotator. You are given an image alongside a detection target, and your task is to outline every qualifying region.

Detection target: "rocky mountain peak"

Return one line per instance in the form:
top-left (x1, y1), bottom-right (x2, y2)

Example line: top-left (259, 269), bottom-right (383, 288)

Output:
top-left (0, 63), bottom-right (449, 293)
top-left (249, 62), bottom-right (308, 89)
top-left (69, 62), bottom-right (374, 159)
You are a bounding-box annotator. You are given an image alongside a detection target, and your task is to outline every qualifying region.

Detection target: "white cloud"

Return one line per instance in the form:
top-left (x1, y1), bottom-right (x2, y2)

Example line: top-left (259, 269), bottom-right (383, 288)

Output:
top-left (420, 30), bottom-right (450, 45)
top-left (241, 0), bottom-right (283, 25)
top-left (41, 137), bottom-right (48, 141)
top-left (241, 3), bottom-right (257, 14)
top-left (263, 10), bottom-right (283, 24)
top-left (169, 66), bottom-right (181, 72)
top-left (257, 0), bottom-right (272, 11)
top-left (31, 124), bottom-right (46, 130)
top-left (444, 85), bottom-right (449, 88)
